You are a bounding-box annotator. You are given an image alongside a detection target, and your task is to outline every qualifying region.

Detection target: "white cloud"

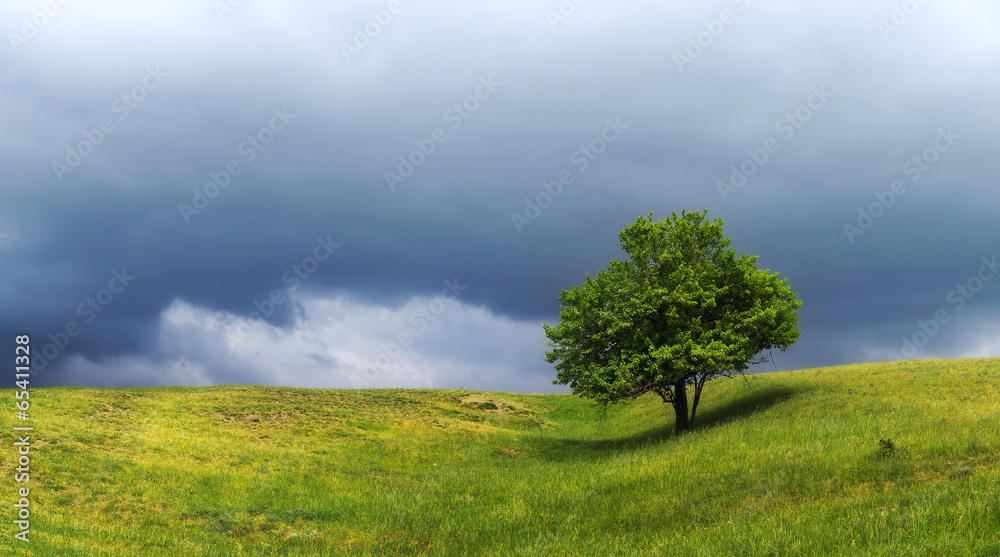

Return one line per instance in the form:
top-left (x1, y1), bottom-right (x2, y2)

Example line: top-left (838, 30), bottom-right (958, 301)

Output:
top-left (59, 293), bottom-right (566, 392)
top-left (57, 353), bottom-right (214, 388)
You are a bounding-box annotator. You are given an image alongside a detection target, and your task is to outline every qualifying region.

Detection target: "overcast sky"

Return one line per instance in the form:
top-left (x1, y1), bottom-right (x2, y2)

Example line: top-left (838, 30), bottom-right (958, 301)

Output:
top-left (2, 0), bottom-right (999, 392)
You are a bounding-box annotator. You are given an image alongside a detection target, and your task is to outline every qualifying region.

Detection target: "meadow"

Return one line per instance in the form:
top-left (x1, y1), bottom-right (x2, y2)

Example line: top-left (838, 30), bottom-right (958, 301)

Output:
top-left (2, 358), bottom-right (999, 555)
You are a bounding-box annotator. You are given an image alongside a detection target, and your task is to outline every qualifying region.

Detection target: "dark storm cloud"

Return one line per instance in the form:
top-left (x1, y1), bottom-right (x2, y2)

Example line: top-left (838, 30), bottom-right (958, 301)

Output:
top-left (1, 0), bottom-right (999, 388)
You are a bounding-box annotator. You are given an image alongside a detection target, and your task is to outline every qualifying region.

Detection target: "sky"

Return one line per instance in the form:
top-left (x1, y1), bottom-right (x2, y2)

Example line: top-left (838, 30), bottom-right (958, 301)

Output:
top-left (2, 0), bottom-right (999, 392)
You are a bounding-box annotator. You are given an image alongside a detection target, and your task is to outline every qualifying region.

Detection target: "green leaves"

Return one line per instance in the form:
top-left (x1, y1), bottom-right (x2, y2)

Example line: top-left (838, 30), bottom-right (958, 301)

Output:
top-left (545, 209), bottom-right (802, 427)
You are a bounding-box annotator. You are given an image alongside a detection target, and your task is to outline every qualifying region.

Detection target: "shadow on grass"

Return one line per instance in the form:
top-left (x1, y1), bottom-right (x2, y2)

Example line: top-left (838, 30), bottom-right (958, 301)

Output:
top-left (524, 384), bottom-right (799, 461)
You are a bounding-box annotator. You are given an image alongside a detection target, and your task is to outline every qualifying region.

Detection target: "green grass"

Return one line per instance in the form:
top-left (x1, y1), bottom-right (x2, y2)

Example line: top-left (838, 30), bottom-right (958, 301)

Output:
top-left (3, 358), bottom-right (1000, 555)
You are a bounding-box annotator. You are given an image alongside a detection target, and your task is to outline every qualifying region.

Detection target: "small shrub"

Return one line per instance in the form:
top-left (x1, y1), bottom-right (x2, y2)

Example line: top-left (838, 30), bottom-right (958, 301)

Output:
top-left (480, 402), bottom-right (498, 410)
top-left (878, 438), bottom-right (903, 458)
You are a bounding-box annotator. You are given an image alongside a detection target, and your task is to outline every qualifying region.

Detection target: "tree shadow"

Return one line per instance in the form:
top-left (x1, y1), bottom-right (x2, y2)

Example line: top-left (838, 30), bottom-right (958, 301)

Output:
top-left (524, 384), bottom-right (798, 462)
top-left (695, 384), bottom-right (798, 430)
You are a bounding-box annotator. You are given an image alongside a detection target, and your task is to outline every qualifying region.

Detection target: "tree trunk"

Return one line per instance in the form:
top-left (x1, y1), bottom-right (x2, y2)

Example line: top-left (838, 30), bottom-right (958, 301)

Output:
top-left (672, 380), bottom-right (691, 433)
top-left (689, 379), bottom-right (704, 428)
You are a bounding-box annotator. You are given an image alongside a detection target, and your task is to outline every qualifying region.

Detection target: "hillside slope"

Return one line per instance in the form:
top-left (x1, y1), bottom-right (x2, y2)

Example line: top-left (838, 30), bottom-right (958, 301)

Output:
top-left (2, 358), bottom-right (999, 556)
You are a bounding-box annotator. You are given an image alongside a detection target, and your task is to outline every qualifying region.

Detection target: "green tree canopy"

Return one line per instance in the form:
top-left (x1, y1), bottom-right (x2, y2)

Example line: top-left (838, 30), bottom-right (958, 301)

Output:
top-left (544, 210), bottom-right (802, 433)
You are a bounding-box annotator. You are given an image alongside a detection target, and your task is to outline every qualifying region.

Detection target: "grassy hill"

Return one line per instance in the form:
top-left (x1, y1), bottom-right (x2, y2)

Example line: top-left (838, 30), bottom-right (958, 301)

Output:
top-left (2, 358), bottom-right (999, 555)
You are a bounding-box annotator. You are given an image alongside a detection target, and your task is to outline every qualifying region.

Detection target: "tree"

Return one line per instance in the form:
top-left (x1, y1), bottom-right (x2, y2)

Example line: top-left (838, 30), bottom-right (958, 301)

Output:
top-left (543, 210), bottom-right (802, 433)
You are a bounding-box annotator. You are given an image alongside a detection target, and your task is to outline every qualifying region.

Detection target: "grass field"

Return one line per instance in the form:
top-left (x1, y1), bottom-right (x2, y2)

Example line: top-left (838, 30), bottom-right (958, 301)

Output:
top-left (2, 358), bottom-right (1000, 555)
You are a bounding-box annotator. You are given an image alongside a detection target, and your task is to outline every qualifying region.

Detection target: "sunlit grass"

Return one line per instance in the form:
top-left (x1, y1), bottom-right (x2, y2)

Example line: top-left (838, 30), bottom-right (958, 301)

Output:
top-left (2, 358), bottom-right (999, 555)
